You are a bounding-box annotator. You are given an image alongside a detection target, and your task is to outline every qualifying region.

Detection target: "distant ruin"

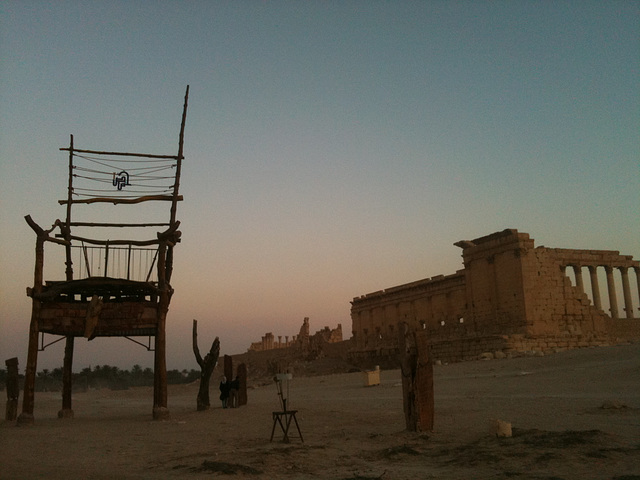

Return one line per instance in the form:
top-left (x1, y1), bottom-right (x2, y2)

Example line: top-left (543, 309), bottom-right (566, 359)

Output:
top-left (350, 229), bottom-right (640, 364)
top-left (248, 317), bottom-right (343, 356)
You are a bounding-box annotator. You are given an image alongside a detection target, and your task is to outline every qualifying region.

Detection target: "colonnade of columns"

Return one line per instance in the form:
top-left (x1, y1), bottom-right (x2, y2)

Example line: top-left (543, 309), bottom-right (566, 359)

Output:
top-left (568, 265), bottom-right (640, 319)
top-left (257, 333), bottom-right (295, 350)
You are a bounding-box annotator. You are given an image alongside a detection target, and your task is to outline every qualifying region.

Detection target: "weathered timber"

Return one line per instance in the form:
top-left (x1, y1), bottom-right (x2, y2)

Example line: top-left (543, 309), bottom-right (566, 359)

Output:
top-left (192, 320), bottom-right (220, 411)
top-left (19, 217), bottom-right (54, 425)
top-left (69, 222), bottom-right (171, 228)
top-left (5, 358), bottom-right (19, 421)
top-left (84, 296), bottom-right (103, 339)
top-left (59, 147), bottom-right (179, 160)
top-left (398, 322), bottom-right (434, 432)
top-left (64, 135), bottom-right (74, 281)
top-left (24, 216), bottom-right (69, 247)
top-left (59, 194), bottom-right (183, 205)
top-left (171, 85), bottom-right (188, 226)
top-left (237, 363), bottom-right (248, 407)
top-left (59, 336), bottom-right (74, 418)
top-left (224, 355), bottom-right (233, 385)
top-left (29, 277), bottom-right (160, 301)
top-left (152, 238), bottom-right (170, 421)
top-left (55, 235), bottom-right (162, 247)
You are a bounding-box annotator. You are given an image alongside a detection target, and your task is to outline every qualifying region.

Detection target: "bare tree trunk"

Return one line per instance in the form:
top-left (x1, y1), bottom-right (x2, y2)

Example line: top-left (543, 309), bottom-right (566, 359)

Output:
top-left (192, 319), bottom-right (219, 411)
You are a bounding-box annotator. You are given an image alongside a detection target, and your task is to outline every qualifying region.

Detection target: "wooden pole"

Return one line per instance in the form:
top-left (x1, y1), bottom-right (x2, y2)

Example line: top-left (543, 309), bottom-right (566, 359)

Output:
top-left (398, 322), bottom-right (434, 432)
top-left (59, 336), bottom-right (74, 418)
top-left (237, 363), bottom-right (248, 407)
top-left (414, 328), bottom-right (434, 431)
top-left (152, 240), bottom-right (169, 420)
top-left (18, 217), bottom-right (49, 425)
top-left (170, 85), bottom-right (189, 226)
top-left (165, 86), bottom-right (189, 286)
top-left (65, 135), bottom-right (74, 280)
top-left (104, 241), bottom-right (109, 277)
top-left (5, 357), bottom-right (19, 421)
top-left (224, 355), bottom-right (233, 386)
top-left (59, 134), bottom-right (77, 419)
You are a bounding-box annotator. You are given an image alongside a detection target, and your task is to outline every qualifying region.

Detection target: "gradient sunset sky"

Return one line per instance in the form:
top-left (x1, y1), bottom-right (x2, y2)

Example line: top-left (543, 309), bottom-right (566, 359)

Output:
top-left (1, 1), bottom-right (638, 371)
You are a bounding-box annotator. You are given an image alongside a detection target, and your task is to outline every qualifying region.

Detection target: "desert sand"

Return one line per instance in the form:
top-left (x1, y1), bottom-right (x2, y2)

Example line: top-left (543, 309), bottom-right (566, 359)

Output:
top-left (2, 343), bottom-right (639, 480)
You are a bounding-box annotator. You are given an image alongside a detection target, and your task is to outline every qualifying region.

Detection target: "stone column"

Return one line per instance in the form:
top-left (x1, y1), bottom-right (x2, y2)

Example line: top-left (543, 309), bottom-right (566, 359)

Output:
top-left (588, 266), bottom-right (602, 311)
top-left (619, 267), bottom-right (634, 319)
top-left (604, 266), bottom-right (619, 318)
top-left (572, 265), bottom-right (584, 295)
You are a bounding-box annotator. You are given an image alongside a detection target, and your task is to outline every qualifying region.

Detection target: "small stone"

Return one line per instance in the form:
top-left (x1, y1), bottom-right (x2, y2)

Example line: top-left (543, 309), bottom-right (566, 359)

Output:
top-left (492, 419), bottom-right (512, 437)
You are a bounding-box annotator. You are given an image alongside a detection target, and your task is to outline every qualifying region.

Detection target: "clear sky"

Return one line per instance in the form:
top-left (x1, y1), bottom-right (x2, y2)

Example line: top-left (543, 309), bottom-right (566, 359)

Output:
top-left (1, 1), bottom-right (638, 372)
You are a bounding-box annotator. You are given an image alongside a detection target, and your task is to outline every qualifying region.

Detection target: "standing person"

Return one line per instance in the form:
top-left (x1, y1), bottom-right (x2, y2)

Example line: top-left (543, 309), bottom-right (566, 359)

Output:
top-left (219, 376), bottom-right (230, 409)
top-left (229, 375), bottom-right (240, 408)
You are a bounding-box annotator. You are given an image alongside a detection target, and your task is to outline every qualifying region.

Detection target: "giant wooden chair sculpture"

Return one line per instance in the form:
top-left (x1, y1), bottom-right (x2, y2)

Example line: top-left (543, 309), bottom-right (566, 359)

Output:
top-left (18, 87), bottom-right (189, 424)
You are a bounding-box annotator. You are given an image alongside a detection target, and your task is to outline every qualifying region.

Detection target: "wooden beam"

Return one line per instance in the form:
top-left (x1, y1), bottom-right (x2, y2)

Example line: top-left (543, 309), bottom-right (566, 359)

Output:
top-left (61, 235), bottom-right (162, 247)
top-left (69, 222), bottom-right (170, 228)
top-left (59, 195), bottom-right (183, 205)
top-left (59, 147), bottom-right (179, 160)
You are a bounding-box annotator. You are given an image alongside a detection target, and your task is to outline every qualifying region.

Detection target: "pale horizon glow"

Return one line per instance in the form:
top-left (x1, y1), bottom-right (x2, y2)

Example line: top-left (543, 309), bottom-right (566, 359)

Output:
top-left (1, 1), bottom-right (638, 372)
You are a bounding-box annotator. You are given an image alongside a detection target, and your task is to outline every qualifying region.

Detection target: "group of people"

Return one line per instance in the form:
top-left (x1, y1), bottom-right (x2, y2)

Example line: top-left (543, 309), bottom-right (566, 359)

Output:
top-left (219, 375), bottom-right (240, 408)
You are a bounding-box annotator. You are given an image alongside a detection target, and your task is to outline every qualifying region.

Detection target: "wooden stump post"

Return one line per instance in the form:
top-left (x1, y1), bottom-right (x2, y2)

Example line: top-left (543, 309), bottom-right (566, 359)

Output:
top-left (58, 336), bottom-right (74, 419)
top-left (192, 320), bottom-right (220, 411)
top-left (5, 358), bottom-right (19, 421)
top-left (398, 322), bottom-right (434, 432)
top-left (237, 363), bottom-right (248, 406)
top-left (223, 355), bottom-right (233, 383)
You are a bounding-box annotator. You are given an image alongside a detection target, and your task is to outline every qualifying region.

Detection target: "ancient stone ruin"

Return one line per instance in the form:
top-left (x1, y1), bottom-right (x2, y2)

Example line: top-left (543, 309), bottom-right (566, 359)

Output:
top-left (248, 317), bottom-right (343, 357)
top-left (19, 87), bottom-right (190, 423)
top-left (350, 229), bottom-right (639, 364)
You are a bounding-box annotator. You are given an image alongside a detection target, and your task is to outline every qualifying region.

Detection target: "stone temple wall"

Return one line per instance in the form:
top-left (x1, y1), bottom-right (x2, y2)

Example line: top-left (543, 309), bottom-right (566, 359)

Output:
top-left (350, 229), bottom-right (639, 364)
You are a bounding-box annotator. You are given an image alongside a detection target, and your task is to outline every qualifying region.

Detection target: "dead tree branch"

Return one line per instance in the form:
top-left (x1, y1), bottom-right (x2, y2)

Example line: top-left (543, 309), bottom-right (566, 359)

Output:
top-left (192, 319), bottom-right (220, 411)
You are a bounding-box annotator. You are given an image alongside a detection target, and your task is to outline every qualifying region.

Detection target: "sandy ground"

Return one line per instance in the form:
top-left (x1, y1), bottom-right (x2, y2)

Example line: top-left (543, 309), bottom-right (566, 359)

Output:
top-left (2, 344), bottom-right (639, 480)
